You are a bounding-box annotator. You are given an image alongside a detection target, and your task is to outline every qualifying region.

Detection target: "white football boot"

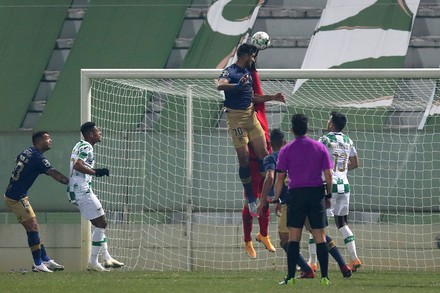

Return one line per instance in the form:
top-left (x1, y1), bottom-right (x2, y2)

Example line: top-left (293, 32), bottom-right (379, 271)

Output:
top-left (87, 263), bottom-right (110, 272)
top-left (104, 258), bottom-right (124, 268)
top-left (32, 263), bottom-right (53, 273)
top-left (43, 259), bottom-right (65, 271)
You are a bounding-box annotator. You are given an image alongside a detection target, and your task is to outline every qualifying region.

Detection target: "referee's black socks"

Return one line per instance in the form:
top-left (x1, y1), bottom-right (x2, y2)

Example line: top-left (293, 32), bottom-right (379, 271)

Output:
top-left (316, 242), bottom-right (329, 278)
top-left (286, 241), bottom-right (300, 279)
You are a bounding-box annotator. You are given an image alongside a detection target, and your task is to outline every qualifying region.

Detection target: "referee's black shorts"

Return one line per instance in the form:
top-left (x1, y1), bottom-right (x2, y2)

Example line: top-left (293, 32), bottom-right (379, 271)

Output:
top-left (286, 185), bottom-right (328, 229)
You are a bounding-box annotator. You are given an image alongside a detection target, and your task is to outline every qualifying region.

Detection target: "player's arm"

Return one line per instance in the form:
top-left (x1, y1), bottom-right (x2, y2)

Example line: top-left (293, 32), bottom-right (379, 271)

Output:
top-left (348, 154), bottom-right (359, 171)
top-left (252, 92), bottom-right (286, 104)
top-left (323, 168), bottom-right (333, 209)
top-left (273, 170), bottom-right (286, 216)
top-left (46, 169), bottom-right (69, 185)
top-left (217, 74), bottom-right (250, 91)
top-left (257, 169), bottom-right (275, 215)
top-left (73, 158), bottom-right (109, 177)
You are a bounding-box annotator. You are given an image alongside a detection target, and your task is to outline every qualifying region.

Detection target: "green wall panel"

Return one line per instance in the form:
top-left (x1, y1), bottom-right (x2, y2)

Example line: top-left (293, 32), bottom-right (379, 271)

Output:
top-left (0, 0), bottom-right (71, 131)
top-left (36, 0), bottom-right (191, 131)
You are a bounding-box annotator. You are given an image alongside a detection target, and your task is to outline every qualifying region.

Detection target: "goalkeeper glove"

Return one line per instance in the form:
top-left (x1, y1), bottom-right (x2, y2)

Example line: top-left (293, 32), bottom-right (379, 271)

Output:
top-left (94, 168), bottom-right (109, 177)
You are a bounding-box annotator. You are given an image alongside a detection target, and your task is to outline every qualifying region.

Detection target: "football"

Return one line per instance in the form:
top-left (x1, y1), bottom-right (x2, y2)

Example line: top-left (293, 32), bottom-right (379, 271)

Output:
top-left (251, 31), bottom-right (271, 50)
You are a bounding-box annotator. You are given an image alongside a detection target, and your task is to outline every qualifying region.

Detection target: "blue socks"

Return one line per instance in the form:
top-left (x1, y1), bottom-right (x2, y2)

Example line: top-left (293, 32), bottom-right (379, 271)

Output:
top-left (27, 231), bottom-right (42, 265)
top-left (239, 166), bottom-right (255, 203)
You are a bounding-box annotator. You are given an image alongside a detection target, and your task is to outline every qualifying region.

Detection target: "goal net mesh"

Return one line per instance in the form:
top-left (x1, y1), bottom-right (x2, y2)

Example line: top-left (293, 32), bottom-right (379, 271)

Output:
top-left (86, 70), bottom-right (440, 271)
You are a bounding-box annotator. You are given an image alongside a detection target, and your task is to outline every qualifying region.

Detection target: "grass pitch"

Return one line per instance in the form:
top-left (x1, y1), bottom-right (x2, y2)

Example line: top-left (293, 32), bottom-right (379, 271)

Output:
top-left (1, 270), bottom-right (439, 293)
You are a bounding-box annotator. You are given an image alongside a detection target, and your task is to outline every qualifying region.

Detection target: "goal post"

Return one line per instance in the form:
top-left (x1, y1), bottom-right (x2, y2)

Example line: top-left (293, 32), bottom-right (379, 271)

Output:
top-left (80, 68), bottom-right (440, 271)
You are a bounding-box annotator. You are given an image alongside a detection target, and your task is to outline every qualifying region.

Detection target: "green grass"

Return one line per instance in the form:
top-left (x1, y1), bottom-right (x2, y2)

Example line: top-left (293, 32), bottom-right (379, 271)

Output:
top-left (1, 270), bottom-right (439, 293)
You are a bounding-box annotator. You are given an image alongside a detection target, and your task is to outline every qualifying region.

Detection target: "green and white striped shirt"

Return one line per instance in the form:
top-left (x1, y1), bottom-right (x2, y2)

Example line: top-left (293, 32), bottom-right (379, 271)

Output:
top-left (69, 140), bottom-right (95, 188)
top-left (319, 132), bottom-right (357, 193)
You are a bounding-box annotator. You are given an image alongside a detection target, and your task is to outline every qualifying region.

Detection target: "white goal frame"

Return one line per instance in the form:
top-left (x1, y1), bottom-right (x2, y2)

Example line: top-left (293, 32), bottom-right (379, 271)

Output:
top-left (80, 68), bottom-right (440, 271)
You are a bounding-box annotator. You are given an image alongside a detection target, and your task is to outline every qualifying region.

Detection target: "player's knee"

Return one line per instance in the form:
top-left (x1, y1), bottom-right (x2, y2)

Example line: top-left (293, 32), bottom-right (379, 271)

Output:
top-left (336, 215), bottom-right (347, 228)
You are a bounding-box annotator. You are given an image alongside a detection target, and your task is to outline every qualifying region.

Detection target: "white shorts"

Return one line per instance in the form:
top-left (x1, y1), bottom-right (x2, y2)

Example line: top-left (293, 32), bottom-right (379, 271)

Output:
top-left (326, 192), bottom-right (350, 217)
top-left (68, 184), bottom-right (105, 220)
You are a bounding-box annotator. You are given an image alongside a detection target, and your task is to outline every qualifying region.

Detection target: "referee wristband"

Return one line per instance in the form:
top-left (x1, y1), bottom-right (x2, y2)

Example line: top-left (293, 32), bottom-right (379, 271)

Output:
top-left (325, 193), bottom-right (332, 199)
top-left (272, 199), bottom-right (281, 204)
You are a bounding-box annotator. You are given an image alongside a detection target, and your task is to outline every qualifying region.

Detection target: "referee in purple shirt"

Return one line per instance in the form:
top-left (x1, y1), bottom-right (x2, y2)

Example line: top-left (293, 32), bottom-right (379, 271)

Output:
top-left (273, 114), bottom-right (334, 285)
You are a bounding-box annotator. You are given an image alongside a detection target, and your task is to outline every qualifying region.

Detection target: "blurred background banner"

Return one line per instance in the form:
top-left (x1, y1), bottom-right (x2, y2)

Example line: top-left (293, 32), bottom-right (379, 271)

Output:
top-left (294, 0), bottom-right (420, 92)
top-left (181, 0), bottom-right (264, 69)
top-left (36, 0), bottom-right (191, 131)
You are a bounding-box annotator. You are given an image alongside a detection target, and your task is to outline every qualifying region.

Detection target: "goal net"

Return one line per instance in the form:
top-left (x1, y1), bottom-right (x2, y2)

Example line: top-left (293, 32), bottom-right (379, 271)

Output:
top-left (81, 69), bottom-right (440, 271)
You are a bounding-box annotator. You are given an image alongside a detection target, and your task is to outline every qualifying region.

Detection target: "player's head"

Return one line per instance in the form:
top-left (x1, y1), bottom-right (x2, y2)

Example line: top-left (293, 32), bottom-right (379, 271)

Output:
top-left (81, 122), bottom-right (102, 145)
top-left (291, 114), bottom-right (308, 136)
top-left (328, 111), bottom-right (347, 132)
top-left (237, 43), bottom-right (257, 68)
top-left (32, 131), bottom-right (52, 151)
top-left (270, 128), bottom-right (286, 150)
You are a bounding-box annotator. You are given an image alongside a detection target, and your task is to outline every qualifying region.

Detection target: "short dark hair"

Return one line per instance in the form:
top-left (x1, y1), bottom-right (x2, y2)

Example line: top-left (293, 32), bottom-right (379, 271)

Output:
top-left (291, 114), bottom-right (308, 136)
top-left (270, 128), bottom-right (284, 149)
top-left (237, 43), bottom-right (257, 57)
top-left (32, 131), bottom-right (49, 145)
top-left (330, 111), bottom-right (347, 131)
top-left (81, 122), bottom-right (96, 137)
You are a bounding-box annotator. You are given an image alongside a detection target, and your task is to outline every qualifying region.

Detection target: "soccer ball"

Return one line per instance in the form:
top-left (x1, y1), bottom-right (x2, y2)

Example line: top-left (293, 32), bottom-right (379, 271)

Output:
top-left (251, 31), bottom-right (271, 50)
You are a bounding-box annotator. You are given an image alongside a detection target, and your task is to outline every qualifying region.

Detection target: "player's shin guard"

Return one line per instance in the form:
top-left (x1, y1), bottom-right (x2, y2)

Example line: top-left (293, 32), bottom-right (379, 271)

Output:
top-left (239, 166), bottom-right (255, 203)
top-left (258, 205), bottom-right (270, 237)
top-left (339, 225), bottom-right (358, 261)
top-left (326, 235), bottom-right (344, 269)
top-left (27, 231), bottom-right (42, 265)
top-left (286, 241), bottom-right (300, 279)
top-left (101, 238), bottom-right (112, 261)
top-left (308, 233), bottom-right (317, 264)
top-left (91, 227), bottom-right (105, 265)
top-left (40, 241), bottom-right (51, 262)
top-left (316, 242), bottom-right (329, 278)
top-left (242, 205), bottom-right (253, 242)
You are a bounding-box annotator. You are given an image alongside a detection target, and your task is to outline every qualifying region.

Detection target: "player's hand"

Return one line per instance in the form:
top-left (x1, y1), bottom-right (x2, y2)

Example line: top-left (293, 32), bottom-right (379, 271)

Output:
top-left (325, 198), bottom-right (331, 209)
top-left (256, 202), bottom-right (264, 216)
top-left (274, 203), bottom-right (282, 217)
top-left (272, 92), bottom-right (286, 103)
top-left (94, 168), bottom-right (109, 177)
top-left (236, 74), bottom-right (250, 88)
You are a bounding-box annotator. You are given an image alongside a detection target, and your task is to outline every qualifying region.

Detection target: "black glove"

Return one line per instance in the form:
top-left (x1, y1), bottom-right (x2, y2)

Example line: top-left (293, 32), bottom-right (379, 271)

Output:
top-left (94, 168), bottom-right (109, 177)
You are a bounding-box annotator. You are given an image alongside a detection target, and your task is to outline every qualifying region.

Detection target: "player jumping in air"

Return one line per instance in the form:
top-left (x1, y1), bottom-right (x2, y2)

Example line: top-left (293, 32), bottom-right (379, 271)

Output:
top-left (217, 43), bottom-right (285, 259)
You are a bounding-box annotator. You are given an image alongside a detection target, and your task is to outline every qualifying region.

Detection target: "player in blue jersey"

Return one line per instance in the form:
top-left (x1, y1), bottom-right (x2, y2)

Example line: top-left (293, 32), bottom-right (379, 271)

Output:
top-left (217, 43), bottom-right (285, 219)
top-left (4, 131), bottom-right (69, 272)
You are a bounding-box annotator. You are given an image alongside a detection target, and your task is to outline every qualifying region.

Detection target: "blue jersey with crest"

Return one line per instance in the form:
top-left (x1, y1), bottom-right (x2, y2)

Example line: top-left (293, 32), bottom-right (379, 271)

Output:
top-left (263, 151), bottom-right (288, 203)
top-left (219, 64), bottom-right (253, 110)
top-left (5, 146), bottom-right (53, 200)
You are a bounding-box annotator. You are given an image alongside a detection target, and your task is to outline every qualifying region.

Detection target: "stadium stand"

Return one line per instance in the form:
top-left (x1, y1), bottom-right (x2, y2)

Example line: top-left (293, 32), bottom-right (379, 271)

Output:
top-left (0, 0), bottom-right (72, 131)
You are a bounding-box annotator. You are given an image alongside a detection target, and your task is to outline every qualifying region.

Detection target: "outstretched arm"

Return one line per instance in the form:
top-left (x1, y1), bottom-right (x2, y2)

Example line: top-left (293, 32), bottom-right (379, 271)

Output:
top-left (252, 92), bottom-right (286, 104)
top-left (257, 169), bottom-right (274, 215)
top-left (46, 169), bottom-right (69, 185)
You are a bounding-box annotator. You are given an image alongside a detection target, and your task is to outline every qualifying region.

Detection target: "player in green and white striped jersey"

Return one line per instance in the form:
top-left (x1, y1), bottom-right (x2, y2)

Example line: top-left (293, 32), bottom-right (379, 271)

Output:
top-left (306, 112), bottom-right (362, 272)
top-left (68, 122), bottom-right (124, 272)
top-left (321, 112), bottom-right (361, 271)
